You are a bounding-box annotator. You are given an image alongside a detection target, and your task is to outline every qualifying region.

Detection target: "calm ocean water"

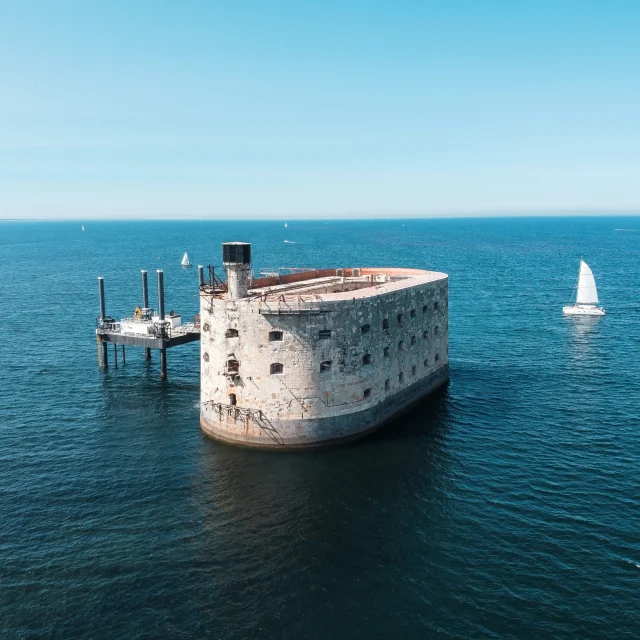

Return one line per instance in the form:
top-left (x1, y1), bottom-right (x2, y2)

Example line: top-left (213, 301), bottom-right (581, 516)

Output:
top-left (1, 217), bottom-right (639, 639)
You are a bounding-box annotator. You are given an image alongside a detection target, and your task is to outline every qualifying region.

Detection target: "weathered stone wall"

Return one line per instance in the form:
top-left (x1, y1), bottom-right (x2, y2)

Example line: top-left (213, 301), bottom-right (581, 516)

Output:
top-left (200, 273), bottom-right (449, 447)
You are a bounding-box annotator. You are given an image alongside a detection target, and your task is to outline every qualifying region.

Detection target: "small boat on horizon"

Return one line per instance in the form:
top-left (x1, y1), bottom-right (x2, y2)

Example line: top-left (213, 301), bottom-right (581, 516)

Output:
top-left (563, 260), bottom-right (605, 316)
top-left (81, 225), bottom-right (85, 232)
top-left (181, 252), bottom-right (191, 267)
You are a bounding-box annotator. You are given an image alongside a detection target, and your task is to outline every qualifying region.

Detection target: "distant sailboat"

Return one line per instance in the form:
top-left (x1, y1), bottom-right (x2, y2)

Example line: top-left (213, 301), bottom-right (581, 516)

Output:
top-left (284, 222), bottom-right (288, 228)
top-left (81, 225), bottom-right (85, 232)
top-left (181, 252), bottom-right (191, 267)
top-left (563, 260), bottom-right (605, 316)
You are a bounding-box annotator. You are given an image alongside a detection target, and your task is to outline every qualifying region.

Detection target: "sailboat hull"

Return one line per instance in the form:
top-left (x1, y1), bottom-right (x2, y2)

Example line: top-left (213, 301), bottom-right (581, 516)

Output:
top-left (563, 305), bottom-right (605, 316)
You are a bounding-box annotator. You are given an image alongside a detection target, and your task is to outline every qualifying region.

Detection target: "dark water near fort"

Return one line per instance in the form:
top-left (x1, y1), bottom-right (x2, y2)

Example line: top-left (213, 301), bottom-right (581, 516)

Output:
top-left (1, 218), bottom-right (639, 639)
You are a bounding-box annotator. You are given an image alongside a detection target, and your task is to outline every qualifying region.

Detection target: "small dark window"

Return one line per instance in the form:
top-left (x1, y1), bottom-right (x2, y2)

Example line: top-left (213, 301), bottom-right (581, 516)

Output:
top-left (229, 393), bottom-right (237, 406)
top-left (203, 352), bottom-right (209, 362)
top-left (202, 323), bottom-right (210, 332)
top-left (269, 331), bottom-right (283, 342)
top-left (320, 360), bottom-right (332, 372)
top-left (382, 318), bottom-right (390, 330)
top-left (424, 358), bottom-right (428, 368)
top-left (364, 388), bottom-right (372, 399)
top-left (270, 362), bottom-right (283, 374)
top-left (410, 309), bottom-right (416, 318)
top-left (385, 379), bottom-right (390, 390)
top-left (423, 305), bottom-right (428, 314)
top-left (384, 346), bottom-right (390, 357)
top-left (319, 329), bottom-right (332, 339)
top-left (423, 330), bottom-right (428, 339)
top-left (435, 326), bottom-right (439, 335)
top-left (361, 324), bottom-right (370, 334)
top-left (397, 313), bottom-right (403, 326)
top-left (399, 372), bottom-right (404, 383)
top-left (398, 341), bottom-right (404, 351)
top-left (411, 335), bottom-right (416, 346)
top-left (225, 328), bottom-right (239, 338)
top-left (435, 354), bottom-right (440, 362)
top-left (434, 301), bottom-right (439, 310)
top-left (412, 365), bottom-right (417, 376)
top-left (226, 359), bottom-right (239, 373)
top-left (362, 354), bottom-right (372, 365)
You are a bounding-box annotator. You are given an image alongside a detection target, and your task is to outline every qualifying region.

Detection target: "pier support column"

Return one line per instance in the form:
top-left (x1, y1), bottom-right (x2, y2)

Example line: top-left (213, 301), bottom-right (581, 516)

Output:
top-left (160, 348), bottom-right (167, 380)
top-left (122, 345), bottom-right (126, 365)
top-left (142, 270), bottom-right (151, 360)
top-left (97, 334), bottom-right (108, 369)
top-left (113, 343), bottom-right (118, 368)
top-left (157, 270), bottom-right (167, 380)
top-left (98, 277), bottom-right (108, 370)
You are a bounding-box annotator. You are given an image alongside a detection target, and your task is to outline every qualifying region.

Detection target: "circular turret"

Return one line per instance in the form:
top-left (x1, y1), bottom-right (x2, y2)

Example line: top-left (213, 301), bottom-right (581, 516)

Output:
top-left (222, 242), bottom-right (251, 300)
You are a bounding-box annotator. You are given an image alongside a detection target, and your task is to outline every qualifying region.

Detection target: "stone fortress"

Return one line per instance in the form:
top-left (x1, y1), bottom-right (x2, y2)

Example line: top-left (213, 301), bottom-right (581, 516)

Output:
top-left (199, 242), bottom-right (449, 448)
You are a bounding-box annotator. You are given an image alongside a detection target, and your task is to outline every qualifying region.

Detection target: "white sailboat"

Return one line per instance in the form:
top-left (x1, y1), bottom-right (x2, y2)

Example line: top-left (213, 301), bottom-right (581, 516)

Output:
top-left (284, 222), bottom-right (288, 228)
top-left (181, 252), bottom-right (191, 267)
top-left (563, 260), bottom-right (605, 316)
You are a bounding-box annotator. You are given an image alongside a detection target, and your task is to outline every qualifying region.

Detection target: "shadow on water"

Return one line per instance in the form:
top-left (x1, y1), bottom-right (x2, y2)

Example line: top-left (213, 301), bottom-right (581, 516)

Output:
top-left (189, 385), bottom-right (456, 638)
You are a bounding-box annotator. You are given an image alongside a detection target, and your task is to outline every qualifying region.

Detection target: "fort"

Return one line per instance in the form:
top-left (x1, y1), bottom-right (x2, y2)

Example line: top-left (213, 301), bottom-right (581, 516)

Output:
top-left (199, 242), bottom-right (449, 448)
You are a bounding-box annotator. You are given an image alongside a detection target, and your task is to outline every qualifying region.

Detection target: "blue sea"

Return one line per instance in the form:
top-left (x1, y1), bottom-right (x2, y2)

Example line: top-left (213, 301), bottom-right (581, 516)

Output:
top-left (1, 217), bottom-right (639, 639)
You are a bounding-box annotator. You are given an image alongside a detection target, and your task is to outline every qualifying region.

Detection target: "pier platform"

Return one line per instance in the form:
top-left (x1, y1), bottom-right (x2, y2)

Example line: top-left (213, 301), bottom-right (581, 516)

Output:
top-left (96, 267), bottom-right (202, 379)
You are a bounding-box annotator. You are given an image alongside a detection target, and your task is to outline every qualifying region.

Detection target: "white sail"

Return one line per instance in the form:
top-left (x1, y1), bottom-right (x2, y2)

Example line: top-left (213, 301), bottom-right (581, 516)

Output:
top-left (181, 252), bottom-right (191, 266)
top-left (576, 260), bottom-right (598, 304)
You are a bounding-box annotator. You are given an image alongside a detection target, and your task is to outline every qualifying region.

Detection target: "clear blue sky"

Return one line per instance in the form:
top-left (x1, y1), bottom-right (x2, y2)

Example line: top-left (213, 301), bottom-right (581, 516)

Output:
top-left (1, 1), bottom-right (639, 219)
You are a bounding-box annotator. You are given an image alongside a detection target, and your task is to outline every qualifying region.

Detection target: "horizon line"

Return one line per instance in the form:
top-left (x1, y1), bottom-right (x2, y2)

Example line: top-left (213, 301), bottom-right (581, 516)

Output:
top-left (2, 210), bottom-right (640, 223)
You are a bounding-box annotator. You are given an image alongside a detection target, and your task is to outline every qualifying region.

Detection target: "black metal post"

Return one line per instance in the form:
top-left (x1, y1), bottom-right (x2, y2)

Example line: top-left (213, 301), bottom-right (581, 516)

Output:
top-left (157, 270), bottom-right (165, 320)
top-left (198, 265), bottom-right (204, 287)
top-left (157, 270), bottom-right (167, 380)
top-left (142, 270), bottom-right (151, 360)
top-left (122, 345), bottom-right (126, 365)
top-left (160, 348), bottom-right (167, 380)
top-left (98, 277), bottom-right (108, 369)
top-left (141, 269), bottom-right (149, 308)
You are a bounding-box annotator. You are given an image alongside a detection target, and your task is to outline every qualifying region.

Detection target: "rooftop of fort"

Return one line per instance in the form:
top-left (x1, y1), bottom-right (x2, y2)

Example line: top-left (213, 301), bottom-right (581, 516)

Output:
top-left (202, 267), bottom-right (447, 303)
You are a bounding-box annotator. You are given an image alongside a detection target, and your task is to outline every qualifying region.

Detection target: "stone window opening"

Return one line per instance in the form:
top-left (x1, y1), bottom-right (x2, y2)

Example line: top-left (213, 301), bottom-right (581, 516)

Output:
top-left (319, 329), bottom-right (332, 339)
top-left (397, 313), bottom-right (403, 326)
top-left (423, 305), bottom-right (428, 314)
top-left (229, 393), bottom-right (237, 406)
top-left (225, 328), bottom-right (239, 338)
top-left (435, 326), bottom-right (439, 335)
top-left (384, 346), bottom-right (390, 358)
top-left (434, 301), bottom-right (439, 310)
top-left (269, 330), bottom-right (283, 342)
top-left (398, 340), bottom-right (404, 351)
top-left (385, 379), bottom-right (390, 390)
top-left (362, 354), bottom-right (372, 365)
top-left (424, 358), bottom-right (428, 368)
top-left (399, 372), bottom-right (404, 383)
top-left (410, 309), bottom-right (416, 318)
top-left (364, 388), bottom-right (372, 399)
top-left (270, 362), bottom-right (284, 375)
top-left (382, 318), bottom-right (390, 330)
top-left (320, 360), bottom-right (332, 372)
top-left (435, 354), bottom-right (440, 362)
top-left (226, 359), bottom-right (239, 374)
top-left (412, 365), bottom-right (417, 376)
top-left (361, 324), bottom-right (371, 334)
top-left (411, 336), bottom-right (416, 346)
